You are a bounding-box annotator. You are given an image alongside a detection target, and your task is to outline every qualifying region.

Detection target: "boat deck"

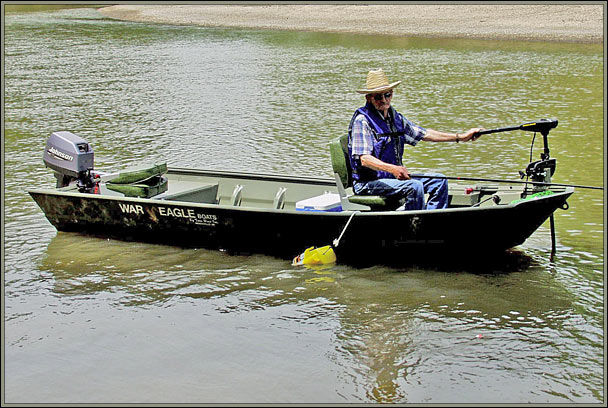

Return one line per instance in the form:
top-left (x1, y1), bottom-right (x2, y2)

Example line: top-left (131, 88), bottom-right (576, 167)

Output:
top-left (89, 166), bottom-right (546, 212)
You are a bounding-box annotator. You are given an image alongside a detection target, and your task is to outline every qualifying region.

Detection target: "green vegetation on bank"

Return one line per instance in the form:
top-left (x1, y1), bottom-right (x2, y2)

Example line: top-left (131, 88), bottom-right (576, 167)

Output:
top-left (4, 4), bottom-right (104, 13)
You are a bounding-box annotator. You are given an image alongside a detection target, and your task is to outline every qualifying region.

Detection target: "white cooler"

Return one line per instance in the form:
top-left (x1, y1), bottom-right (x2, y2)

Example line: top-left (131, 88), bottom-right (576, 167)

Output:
top-left (295, 193), bottom-right (342, 212)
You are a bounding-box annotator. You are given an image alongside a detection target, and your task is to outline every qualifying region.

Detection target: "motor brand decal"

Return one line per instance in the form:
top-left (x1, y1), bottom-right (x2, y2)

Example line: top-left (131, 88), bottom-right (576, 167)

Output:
top-left (48, 147), bottom-right (74, 161)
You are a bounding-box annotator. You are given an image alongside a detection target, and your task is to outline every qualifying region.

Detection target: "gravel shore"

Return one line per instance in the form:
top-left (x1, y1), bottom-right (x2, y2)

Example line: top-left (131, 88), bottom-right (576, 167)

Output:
top-left (98, 4), bottom-right (603, 43)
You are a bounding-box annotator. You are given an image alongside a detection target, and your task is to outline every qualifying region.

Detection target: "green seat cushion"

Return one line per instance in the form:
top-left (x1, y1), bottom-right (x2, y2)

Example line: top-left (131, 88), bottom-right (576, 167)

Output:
top-left (107, 163), bottom-right (167, 185)
top-left (349, 195), bottom-right (387, 207)
top-left (329, 138), bottom-right (350, 187)
top-left (107, 175), bottom-right (168, 198)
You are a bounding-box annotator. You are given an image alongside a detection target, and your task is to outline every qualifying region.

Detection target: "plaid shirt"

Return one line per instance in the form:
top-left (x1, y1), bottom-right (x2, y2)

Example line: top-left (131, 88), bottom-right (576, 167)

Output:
top-left (350, 110), bottom-right (427, 159)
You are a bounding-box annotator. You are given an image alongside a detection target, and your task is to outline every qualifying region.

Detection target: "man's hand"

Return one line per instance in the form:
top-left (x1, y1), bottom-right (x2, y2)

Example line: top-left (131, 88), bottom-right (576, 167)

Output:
top-left (461, 127), bottom-right (485, 142)
top-left (360, 154), bottom-right (411, 180)
top-left (391, 165), bottom-right (411, 180)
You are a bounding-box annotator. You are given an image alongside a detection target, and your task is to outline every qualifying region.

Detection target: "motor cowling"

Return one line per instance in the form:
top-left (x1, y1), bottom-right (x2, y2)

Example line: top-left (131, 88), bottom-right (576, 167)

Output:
top-left (43, 131), bottom-right (96, 191)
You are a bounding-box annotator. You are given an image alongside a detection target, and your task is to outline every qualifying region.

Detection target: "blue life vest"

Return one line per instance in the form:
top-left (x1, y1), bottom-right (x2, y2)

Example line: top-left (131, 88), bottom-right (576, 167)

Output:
top-left (347, 103), bottom-right (407, 182)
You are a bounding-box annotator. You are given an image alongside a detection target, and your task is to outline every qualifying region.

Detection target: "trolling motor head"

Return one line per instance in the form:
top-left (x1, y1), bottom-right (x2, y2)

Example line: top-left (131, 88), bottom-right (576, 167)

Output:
top-left (518, 118), bottom-right (558, 136)
top-left (43, 131), bottom-right (96, 192)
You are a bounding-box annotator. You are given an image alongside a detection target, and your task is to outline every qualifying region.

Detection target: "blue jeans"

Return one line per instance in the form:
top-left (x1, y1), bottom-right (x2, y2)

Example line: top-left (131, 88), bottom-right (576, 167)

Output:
top-left (353, 172), bottom-right (448, 210)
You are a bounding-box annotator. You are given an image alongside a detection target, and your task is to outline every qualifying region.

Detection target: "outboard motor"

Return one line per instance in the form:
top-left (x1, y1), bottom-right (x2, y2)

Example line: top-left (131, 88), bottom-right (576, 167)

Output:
top-left (43, 131), bottom-right (97, 192)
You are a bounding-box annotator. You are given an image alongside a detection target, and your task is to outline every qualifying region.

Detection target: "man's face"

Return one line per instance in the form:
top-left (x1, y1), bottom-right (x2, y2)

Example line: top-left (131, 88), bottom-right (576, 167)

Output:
top-left (369, 90), bottom-right (393, 112)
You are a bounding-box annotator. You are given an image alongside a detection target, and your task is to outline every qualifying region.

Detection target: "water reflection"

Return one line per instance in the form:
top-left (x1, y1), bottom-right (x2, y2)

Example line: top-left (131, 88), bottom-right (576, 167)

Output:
top-left (37, 231), bottom-right (596, 403)
top-left (38, 231), bottom-right (577, 324)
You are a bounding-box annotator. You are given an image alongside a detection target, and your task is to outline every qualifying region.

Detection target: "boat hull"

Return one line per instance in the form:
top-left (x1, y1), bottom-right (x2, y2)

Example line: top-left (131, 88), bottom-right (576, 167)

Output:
top-left (28, 170), bottom-right (573, 264)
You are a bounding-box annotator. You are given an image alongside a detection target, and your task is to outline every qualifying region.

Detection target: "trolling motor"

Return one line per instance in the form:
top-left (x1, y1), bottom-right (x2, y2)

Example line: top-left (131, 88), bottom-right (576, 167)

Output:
top-left (477, 118), bottom-right (558, 188)
top-left (43, 131), bottom-right (98, 193)
top-left (517, 119), bottom-right (558, 187)
top-left (474, 118), bottom-right (561, 255)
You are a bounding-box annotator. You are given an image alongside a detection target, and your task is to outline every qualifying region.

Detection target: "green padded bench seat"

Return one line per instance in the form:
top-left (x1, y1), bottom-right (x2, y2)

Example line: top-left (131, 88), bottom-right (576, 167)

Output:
top-left (106, 163), bottom-right (168, 198)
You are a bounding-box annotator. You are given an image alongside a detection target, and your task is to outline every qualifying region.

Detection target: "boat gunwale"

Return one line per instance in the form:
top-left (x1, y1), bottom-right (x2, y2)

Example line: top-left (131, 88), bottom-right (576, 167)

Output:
top-left (167, 166), bottom-right (337, 186)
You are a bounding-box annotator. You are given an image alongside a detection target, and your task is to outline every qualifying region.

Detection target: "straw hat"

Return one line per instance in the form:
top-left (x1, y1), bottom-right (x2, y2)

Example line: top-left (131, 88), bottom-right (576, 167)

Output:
top-left (357, 68), bottom-right (401, 94)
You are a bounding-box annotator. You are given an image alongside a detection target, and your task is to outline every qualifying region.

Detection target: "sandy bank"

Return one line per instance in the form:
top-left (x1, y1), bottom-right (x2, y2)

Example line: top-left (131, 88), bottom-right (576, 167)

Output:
top-left (98, 4), bottom-right (604, 43)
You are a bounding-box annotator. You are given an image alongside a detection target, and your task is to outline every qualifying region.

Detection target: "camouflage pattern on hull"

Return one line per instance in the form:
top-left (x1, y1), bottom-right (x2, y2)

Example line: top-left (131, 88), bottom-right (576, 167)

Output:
top-left (28, 186), bottom-right (573, 264)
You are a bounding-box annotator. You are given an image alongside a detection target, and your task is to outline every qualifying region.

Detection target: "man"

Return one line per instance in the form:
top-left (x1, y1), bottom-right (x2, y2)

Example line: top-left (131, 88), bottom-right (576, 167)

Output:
top-left (348, 68), bottom-right (484, 210)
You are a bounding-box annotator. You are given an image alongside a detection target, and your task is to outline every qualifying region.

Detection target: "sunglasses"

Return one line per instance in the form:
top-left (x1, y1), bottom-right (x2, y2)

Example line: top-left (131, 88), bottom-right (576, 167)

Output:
top-left (373, 92), bottom-right (393, 101)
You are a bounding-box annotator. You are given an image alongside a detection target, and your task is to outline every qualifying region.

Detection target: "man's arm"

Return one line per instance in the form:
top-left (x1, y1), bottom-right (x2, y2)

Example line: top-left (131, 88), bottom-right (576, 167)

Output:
top-left (360, 154), bottom-right (410, 180)
top-left (422, 128), bottom-right (484, 143)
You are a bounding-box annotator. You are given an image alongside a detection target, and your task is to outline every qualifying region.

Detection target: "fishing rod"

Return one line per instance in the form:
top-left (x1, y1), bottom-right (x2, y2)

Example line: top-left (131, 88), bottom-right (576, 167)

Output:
top-left (408, 174), bottom-right (603, 191)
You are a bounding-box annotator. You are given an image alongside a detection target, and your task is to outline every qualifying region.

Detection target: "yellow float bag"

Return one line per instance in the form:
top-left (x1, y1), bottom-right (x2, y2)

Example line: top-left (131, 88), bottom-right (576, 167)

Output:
top-left (292, 245), bottom-right (337, 266)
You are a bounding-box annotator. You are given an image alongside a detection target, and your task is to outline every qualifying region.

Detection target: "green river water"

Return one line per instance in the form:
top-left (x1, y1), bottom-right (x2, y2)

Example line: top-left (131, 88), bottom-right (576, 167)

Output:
top-left (3, 7), bottom-right (604, 404)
